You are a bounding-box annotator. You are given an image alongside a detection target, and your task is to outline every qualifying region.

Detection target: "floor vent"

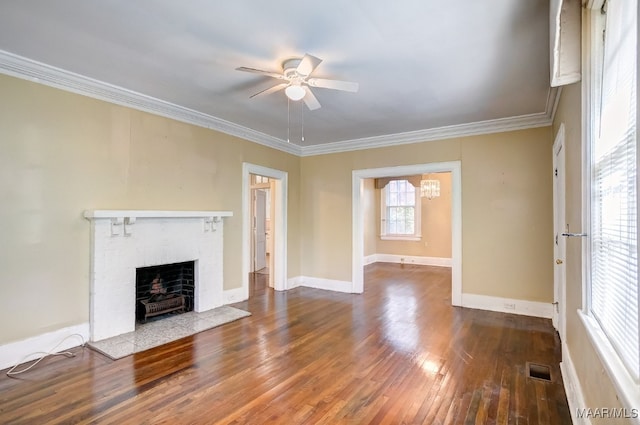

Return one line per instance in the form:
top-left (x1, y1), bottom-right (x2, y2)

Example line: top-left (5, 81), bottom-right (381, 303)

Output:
top-left (527, 362), bottom-right (552, 382)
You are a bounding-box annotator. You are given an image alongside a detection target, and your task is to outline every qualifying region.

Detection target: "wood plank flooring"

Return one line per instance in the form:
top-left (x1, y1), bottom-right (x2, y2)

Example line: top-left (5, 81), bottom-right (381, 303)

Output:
top-left (0, 263), bottom-right (571, 424)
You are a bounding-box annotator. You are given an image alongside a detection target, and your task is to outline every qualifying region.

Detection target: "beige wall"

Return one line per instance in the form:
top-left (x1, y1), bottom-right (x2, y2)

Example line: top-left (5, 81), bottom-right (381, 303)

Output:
top-left (300, 127), bottom-right (554, 302)
top-left (0, 74), bottom-right (301, 344)
top-left (553, 83), bottom-right (624, 418)
top-left (376, 172), bottom-right (452, 258)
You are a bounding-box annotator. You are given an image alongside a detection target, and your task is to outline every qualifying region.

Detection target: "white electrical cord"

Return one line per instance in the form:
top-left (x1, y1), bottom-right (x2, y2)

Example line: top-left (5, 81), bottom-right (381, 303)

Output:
top-left (6, 333), bottom-right (86, 378)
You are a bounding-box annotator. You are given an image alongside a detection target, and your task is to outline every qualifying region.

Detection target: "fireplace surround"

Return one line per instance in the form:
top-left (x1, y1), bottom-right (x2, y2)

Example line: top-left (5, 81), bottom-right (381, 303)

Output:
top-left (84, 210), bottom-right (232, 342)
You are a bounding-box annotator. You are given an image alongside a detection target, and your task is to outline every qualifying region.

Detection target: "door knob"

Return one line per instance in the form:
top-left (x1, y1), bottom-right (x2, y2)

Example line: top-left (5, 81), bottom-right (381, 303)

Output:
top-left (556, 259), bottom-right (563, 264)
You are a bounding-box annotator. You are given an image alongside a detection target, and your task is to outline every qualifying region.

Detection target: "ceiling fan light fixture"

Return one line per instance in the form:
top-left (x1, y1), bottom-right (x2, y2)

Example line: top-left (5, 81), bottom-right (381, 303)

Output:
top-left (285, 84), bottom-right (306, 101)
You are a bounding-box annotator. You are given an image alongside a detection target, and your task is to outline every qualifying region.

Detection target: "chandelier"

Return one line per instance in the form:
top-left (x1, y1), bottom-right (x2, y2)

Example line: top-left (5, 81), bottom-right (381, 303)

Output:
top-left (420, 179), bottom-right (440, 199)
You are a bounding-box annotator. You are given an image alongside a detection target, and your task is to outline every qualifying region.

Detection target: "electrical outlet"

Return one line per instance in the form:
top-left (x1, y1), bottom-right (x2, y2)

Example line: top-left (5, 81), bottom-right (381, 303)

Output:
top-left (504, 303), bottom-right (516, 310)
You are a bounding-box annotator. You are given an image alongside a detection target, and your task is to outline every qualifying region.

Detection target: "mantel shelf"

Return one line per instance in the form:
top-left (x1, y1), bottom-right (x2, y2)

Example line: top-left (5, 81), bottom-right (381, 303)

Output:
top-left (84, 210), bottom-right (233, 220)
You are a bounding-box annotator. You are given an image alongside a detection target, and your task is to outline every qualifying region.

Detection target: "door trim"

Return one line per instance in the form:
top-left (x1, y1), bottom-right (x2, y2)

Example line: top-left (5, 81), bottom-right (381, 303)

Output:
top-left (242, 163), bottom-right (288, 295)
top-left (352, 161), bottom-right (462, 305)
top-left (552, 123), bottom-right (567, 341)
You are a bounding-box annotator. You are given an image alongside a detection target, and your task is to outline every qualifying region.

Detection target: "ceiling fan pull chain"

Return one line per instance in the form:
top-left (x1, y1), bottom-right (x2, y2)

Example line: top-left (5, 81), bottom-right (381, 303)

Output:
top-left (301, 103), bottom-right (304, 143)
top-left (287, 97), bottom-right (291, 143)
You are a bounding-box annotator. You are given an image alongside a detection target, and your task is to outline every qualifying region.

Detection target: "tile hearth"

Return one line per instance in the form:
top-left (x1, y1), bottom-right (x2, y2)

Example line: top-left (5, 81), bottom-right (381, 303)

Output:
top-left (88, 306), bottom-right (250, 360)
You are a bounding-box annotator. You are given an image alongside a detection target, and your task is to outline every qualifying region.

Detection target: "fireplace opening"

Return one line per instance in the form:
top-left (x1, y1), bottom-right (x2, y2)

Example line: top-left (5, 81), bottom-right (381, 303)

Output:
top-left (136, 261), bottom-right (195, 323)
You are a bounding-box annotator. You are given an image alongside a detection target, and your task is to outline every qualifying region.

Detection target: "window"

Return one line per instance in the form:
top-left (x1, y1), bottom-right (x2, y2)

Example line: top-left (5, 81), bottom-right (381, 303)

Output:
top-left (583, 0), bottom-right (639, 399)
top-left (381, 179), bottom-right (421, 240)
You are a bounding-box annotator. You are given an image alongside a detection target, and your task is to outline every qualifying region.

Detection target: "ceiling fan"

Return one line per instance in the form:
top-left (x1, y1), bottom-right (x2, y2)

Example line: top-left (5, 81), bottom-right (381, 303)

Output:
top-left (236, 54), bottom-right (359, 111)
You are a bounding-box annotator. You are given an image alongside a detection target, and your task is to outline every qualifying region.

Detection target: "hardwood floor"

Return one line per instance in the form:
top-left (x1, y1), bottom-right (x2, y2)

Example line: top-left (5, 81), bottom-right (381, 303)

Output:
top-left (0, 263), bottom-right (571, 424)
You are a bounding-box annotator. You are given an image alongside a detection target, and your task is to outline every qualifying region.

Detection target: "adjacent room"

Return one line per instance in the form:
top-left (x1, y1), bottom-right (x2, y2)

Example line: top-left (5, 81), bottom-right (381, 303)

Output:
top-left (0, 1), bottom-right (637, 423)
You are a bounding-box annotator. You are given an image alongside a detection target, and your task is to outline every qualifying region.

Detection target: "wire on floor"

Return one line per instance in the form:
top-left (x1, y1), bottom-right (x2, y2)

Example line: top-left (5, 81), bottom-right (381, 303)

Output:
top-left (6, 333), bottom-right (86, 378)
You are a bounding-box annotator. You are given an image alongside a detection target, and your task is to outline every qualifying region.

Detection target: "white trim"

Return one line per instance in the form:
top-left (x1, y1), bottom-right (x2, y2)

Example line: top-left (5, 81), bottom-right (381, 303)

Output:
top-left (301, 113), bottom-right (551, 156)
top-left (223, 287), bottom-right (247, 304)
top-left (461, 293), bottom-right (553, 318)
top-left (0, 49), bottom-right (560, 158)
top-left (580, 0), bottom-right (601, 313)
top-left (560, 343), bottom-right (593, 425)
top-left (301, 89), bottom-right (558, 156)
top-left (380, 179), bottom-right (422, 239)
top-left (0, 323), bottom-right (89, 371)
top-left (579, 311), bottom-right (640, 422)
top-left (374, 254), bottom-right (452, 268)
top-left (83, 210), bottom-right (232, 219)
top-left (293, 276), bottom-right (354, 293)
top-left (0, 50), bottom-right (301, 156)
top-left (552, 123), bottom-right (567, 341)
top-left (242, 163), bottom-right (288, 295)
top-left (352, 162), bottom-right (462, 305)
top-left (286, 276), bottom-right (304, 290)
top-left (363, 254), bottom-right (378, 266)
top-left (379, 236), bottom-right (421, 241)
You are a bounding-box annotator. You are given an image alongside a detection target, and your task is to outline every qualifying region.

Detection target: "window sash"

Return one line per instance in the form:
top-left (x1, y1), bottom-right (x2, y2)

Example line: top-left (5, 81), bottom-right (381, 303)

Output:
top-left (589, 0), bottom-right (639, 380)
top-left (381, 180), bottom-right (420, 238)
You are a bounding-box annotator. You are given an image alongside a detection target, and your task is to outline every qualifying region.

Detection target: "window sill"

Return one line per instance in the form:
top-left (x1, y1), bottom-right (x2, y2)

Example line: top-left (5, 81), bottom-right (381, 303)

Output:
top-left (380, 235), bottom-right (421, 241)
top-left (578, 310), bottom-right (640, 420)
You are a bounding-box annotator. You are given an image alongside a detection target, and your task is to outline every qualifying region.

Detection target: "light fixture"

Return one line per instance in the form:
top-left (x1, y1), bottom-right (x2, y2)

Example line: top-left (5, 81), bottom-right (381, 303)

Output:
top-left (420, 179), bottom-right (440, 199)
top-left (285, 84), bottom-right (306, 101)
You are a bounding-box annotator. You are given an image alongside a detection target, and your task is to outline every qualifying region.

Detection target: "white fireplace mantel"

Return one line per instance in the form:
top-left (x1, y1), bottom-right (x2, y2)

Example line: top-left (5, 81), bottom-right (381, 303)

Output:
top-left (84, 210), bottom-right (233, 219)
top-left (84, 209), bottom-right (233, 342)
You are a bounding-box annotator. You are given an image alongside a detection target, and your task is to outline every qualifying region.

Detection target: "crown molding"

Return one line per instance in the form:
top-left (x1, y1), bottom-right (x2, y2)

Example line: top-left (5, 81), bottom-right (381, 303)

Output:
top-left (300, 86), bottom-right (558, 156)
top-left (0, 49), bottom-right (558, 159)
top-left (0, 50), bottom-right (302, 156)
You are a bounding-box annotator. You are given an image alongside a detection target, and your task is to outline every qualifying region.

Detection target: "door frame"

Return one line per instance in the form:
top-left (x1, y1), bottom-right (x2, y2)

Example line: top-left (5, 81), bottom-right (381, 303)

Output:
top-left (352, 161), bottom-right (462, 305)
top-left (252, 188), bottom-right (268, 272)
top-left (242, 163), bottom-right (288, 295)
top-left (552, 123), bottom-right (567, 341)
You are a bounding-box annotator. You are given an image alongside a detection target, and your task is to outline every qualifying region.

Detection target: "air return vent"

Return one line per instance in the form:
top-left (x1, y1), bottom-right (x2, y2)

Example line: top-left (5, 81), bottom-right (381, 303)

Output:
top-left (527, 362), bottom-right (552, 382)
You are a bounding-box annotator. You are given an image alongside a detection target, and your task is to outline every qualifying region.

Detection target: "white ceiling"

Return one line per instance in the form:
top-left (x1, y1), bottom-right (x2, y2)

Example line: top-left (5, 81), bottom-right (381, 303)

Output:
top-left (0, 1), bottom-right (553, 151)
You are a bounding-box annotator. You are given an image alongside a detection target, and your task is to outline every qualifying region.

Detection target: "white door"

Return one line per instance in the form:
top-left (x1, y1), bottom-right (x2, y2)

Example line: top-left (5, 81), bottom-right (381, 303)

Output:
top-left (254, 189), bottom-right (267, 271)
top-left (552, 124), bottom-right (567, 341)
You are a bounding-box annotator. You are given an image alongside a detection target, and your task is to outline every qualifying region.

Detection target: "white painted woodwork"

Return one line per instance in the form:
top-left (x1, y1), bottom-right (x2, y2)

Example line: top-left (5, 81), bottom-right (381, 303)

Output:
top-left (254, 189), bottom-right (267, 271)
top-left (552, 124), bottom-right (567, 341)
top-left (84, 210), bottom-right (232, 341)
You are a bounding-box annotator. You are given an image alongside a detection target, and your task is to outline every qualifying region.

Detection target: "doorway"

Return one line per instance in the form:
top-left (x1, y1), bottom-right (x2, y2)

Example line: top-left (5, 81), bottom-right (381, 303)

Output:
top-left (251, 174), bottom-right (271, 273)
top-left (352, 161), bottom-right (462, 305)
top-left (242, 163), bottom-right (288, 299)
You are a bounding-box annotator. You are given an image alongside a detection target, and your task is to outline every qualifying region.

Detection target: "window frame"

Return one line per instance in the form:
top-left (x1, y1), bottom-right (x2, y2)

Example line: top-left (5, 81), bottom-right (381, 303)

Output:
top-left (580, 0), bottom-right (640, 412)
top-left (380, 179), bottom-right (422, 241)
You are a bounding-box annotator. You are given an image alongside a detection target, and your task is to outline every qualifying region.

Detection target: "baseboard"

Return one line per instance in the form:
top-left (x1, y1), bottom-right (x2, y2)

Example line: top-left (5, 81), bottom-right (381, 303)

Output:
top-left (560, 344), bottom-right (592, 425)
top-left (374, 254), bottom-right (452, 267)
top-left (223, 286), bottom-right (248, 304)
top-left (287, 276), bottom-right (304, 290)
top-left (461, 293), bottom-right (553, 319)
top-left (0, 323), bottom-right (90, 371)
top-left (287, 276), bottom-right (353, 293)
top-left (363, 254), bottom-right (377, 266)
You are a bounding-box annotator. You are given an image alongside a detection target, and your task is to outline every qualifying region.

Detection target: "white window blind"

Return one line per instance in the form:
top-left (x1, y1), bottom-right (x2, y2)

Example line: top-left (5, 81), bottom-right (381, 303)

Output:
top-left (590, 0), bottom-right (638, 379)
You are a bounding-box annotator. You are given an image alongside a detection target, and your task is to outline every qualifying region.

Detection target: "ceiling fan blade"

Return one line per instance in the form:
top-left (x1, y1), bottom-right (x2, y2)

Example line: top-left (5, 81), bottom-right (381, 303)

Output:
top-left (236, 67), bottom-right (285, 80)
top-left (308, 78), bottom-right (359, 92)
top-left (302, 87), bottom-right (321, 110)
top-left (250, 83), bottom-right (288, 98)
top-left (296, 54), bottom-right (322, 76)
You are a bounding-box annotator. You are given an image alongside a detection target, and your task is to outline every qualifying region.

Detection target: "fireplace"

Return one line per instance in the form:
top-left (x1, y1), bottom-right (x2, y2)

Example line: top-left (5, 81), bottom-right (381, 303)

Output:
top-left (84, 210), bottom-right (232, 342)
top-left (136, 261), bottom-right (195, 322)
